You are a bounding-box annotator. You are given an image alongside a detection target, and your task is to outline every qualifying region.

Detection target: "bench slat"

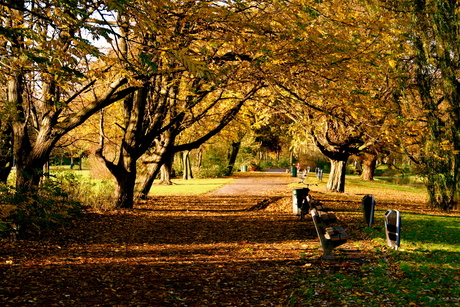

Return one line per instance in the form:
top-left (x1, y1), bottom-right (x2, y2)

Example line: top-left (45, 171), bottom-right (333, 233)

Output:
top-left (317, 211), bottom-right (337, 224)
top-left (324, 226), bottom-right (348, 241)
top-left (334, 226), bottom-right (349, 240)
top-left (315, 204), bottom-right (330, 211)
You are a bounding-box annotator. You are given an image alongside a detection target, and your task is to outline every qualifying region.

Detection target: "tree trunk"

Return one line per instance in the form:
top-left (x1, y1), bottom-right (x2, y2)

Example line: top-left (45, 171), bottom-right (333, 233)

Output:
top-left (226, 141), bottom-right (241, 176)
top-left (136, 132), bottom-right (177, 199)
top-left (326, 158), bottom-right (348, 193)
top-left (197, 148), bottom-right (202, 168)
top-left (137, 162), bottom-right (162, 199)
top-left (113, 166), bottom-right (136, 209)
top-left (159, 156), bottom-right (173, 185)
top-left (12, 119), bottom-right (53, 189)
top-left (361, 153), bottom-right (377, 181)
top-left (182, 150), bottom-right (193, 180)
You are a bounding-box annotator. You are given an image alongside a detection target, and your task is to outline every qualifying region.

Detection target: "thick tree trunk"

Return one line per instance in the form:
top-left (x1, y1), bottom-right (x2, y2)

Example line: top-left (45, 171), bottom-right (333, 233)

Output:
top-left (12, 125), bottom-right (52, 189)
top-left (8, 72), bottom-right (41, 188)
top-left (14, 152), bottom-right (50, 189)
top-left (113, 167), bottom-right (136, 209)
top-left (96, 141), bottom-right (138, 209)
top-left (326, 158), bottom-right (348, 193)
top-left (137, 162), bottom-right (162, 199)
top-left (136, 133), bottom-right (177, 198)
top-left (159, 155), bottom-right (173, 185)
top-left (361, 153), bottom-right (377, 181)
top-left (182, 150), bottom-right (193, 180)
top-left (226, 141), bottom-right (241, 176)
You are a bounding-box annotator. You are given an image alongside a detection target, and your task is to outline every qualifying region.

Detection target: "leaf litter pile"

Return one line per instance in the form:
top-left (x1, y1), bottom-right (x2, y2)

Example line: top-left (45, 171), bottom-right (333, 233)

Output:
top-left (1, 172), bottom-right (459, 306)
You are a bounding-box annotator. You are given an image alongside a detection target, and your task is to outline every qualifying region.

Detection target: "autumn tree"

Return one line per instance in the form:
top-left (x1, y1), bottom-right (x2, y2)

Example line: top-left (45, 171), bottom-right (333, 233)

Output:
top-left (252, 0), bottom-right (396, 192)
top-left (358, 142), bottom-right (391, 181)
top-left (95, 0), bottom-right (263, 207)
top-left (373, 0), bottom-right (460, 210)
top-left (0, 0), bottom-right (138, 191)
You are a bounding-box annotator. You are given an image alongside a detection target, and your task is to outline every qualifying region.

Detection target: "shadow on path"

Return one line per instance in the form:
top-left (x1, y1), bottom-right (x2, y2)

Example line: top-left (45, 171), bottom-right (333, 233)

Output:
top-left (1, 172), bottom-right (320, 306)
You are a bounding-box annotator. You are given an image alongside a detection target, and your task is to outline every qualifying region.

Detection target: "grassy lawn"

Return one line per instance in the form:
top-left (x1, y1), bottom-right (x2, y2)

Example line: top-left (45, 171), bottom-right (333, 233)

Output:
top-left (34, 168), bottom-right (234, 196)
top-left (289, 174), bottom-right (460, 306)
top-left (147, 177), bottom-right (234, 195)
top-left (292, 214), bottom-right (460, 306)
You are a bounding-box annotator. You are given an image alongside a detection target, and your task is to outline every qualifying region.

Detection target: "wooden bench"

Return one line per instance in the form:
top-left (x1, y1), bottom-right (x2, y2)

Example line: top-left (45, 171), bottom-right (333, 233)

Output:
top-left (310, 207), bottom-right (349, 260)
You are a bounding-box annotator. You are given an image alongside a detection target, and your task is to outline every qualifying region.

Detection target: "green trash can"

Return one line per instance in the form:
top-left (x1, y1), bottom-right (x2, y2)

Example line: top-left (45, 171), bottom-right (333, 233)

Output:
top-left (291, 166), bottom-right (297, 177)
top-left (241, 165), bottom-right (248, 172)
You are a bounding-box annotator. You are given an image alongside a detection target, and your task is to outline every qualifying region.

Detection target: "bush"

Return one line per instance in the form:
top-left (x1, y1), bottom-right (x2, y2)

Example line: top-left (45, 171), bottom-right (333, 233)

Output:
top-left (195, 145), bottom-right (230, 177)
top-left (0, 174), bottom-right (85, 239)
top-left (52, 172), bottom-right (115, 211)
top-left (195, 164), bottom-right (228, 178)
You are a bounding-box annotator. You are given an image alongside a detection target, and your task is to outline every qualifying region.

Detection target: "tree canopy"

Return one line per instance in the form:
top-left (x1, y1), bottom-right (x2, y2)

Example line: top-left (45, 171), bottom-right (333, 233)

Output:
top-left (0, 0), bottom-right (459, 210)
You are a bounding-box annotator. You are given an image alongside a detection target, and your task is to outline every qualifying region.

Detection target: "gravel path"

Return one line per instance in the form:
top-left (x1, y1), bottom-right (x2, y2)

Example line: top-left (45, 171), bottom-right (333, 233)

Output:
top-left (209, 170), bottom-right (298, 196)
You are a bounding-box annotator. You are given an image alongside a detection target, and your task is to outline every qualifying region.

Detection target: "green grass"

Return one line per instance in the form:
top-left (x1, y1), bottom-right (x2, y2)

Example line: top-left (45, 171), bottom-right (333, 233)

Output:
top-left (292, 215), bottom-right (460, 306)
top-left (346, 175), bottom-right (426, 194)
top-left (290, 177), bottom-right (459, 306)
top-left (362, 215), bottom-right (460, 306)
top-left (48, 169), bottom-right (234, 195)
top-left (147, 178), bottom-right (234, 195)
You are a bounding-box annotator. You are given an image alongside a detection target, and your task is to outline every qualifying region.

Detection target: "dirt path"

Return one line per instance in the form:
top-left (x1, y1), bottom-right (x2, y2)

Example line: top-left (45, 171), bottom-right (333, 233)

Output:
top-left (0, 172), bottom-right (361, 306)
top-left (209, 170), bottom-right (296, 196)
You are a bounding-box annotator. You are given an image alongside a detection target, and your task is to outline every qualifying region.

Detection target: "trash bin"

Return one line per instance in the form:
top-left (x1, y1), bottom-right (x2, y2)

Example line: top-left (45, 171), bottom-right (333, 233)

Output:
top-left (292, 188), bottom-right (309, 215)
top-left (384, 210), bottom-right (401, 250)
top-left (362, 195), bottom-right (375, 227)
top-left (291, 166), bottom-right (297, 177)
top-left (241, 165), bottom-right (248, 172)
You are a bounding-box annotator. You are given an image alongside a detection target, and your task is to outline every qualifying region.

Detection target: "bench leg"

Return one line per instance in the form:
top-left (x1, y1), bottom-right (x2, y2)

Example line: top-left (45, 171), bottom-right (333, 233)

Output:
top-left (319, 241), bottom-right (336, 260)
top-left (318, 235), bottom-right (344, 260)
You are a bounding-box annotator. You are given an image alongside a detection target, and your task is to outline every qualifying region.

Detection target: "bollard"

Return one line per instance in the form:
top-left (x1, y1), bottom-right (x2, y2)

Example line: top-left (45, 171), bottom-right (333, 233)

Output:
top-left (384, 210), bottom-right (401, 250)
top-left (362, 195), bottom-right (375, 227)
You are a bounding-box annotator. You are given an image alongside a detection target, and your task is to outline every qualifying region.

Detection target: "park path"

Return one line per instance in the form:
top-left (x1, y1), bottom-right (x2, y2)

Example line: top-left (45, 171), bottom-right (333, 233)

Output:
top-left (1, 171), bottom-right (354, 306)
top-left (209, 169), bottom-right (297, 196)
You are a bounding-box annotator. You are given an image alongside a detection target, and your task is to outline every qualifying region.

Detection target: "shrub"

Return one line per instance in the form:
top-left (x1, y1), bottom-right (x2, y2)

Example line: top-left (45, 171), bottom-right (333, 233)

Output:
top-left (0, 171), bottom-right (115, 238)
top-left (51, 172), bottom-right (115, 211)
top-left (0, 179), bottom-right (84, 239)
top-left (195, 164), bottom-right (228, 178)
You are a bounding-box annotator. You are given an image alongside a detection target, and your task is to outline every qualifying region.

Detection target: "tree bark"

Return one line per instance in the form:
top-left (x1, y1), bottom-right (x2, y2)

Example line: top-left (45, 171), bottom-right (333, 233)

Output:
top-left (136, 131), bottom-right (177, 199)
top-left (182, 150), bottom-right (193, 180)
top-left (113, 165), bottom-right (137, 209)
top-left (326, 158), bottom-right (348, 192)
top-left (361, 153), bottom-right (377, 181)
top-left (159, 159), bottom-right (173, 185)
top-left (226, 141), bottom-right (241, 176)
top-left (137, 162), bottom-right (162, 199)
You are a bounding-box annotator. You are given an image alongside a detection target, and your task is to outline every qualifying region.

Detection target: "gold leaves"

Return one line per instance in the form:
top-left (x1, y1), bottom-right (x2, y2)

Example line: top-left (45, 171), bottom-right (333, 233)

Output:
top-left (172, 48), bottom-right (215, 81)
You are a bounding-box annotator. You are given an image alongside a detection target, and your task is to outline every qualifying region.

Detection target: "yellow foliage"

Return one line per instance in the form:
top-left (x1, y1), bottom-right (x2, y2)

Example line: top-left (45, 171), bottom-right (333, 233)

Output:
top-left (0, 204), bottom-right (17, 219)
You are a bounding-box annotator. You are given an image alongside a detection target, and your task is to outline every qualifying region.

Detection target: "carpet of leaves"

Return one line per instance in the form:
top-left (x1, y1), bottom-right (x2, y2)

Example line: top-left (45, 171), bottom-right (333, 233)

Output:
top-left (2, 174), bottom-right (456, 306)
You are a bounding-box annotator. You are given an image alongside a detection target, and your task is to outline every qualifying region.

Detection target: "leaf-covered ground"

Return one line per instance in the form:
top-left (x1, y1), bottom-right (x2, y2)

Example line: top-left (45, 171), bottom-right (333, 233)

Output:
top-left (1, 172), bottom-right (458, 306)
